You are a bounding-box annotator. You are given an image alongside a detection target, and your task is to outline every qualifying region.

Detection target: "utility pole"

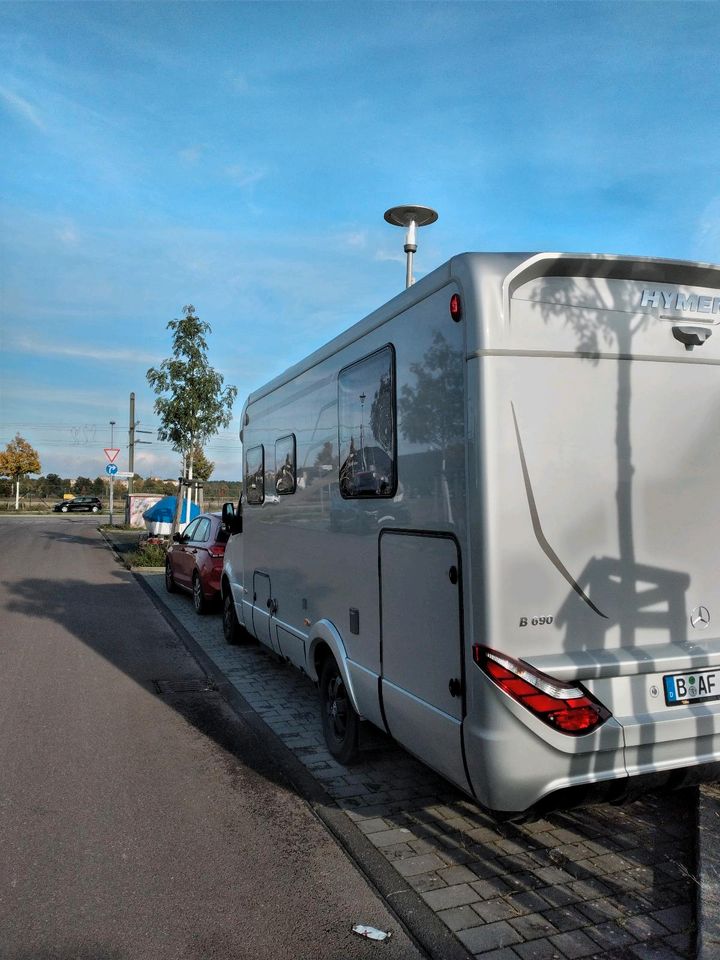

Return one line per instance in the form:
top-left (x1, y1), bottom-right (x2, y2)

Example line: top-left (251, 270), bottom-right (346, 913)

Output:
top-left (109, 420), bottom-right (116, 526)
top-left (128, 393), bottom-right (135, 495)
top-left (128, 391), bottom-right (152, 497)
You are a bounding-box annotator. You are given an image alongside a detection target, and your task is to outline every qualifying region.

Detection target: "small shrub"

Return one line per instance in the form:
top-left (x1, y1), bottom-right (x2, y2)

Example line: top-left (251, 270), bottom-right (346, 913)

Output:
top-left (126, 542), bottom-right (168, 567)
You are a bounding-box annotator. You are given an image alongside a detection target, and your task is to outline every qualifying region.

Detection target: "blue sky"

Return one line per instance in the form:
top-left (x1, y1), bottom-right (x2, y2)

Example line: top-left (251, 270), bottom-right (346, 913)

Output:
top-left (1, 1), bottom-right (718, 480)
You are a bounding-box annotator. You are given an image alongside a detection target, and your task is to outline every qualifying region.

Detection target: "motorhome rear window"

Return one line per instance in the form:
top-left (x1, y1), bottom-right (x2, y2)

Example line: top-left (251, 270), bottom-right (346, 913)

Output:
top-left (275, 434), bottom-right (296, 496)
top-left (338, 345), bottom-right (396, 499)
top-left (245, 445), bottom-right (265, 505)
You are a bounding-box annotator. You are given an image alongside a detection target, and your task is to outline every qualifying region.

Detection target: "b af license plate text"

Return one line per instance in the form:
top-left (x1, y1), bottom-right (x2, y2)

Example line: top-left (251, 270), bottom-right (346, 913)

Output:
top-left (663, 669), bottom-right (720, 706)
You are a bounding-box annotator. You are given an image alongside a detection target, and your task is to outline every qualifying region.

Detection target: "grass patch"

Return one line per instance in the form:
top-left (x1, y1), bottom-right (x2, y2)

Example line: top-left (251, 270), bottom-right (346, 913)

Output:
top-left (126, 542), bottom-right (168, 567)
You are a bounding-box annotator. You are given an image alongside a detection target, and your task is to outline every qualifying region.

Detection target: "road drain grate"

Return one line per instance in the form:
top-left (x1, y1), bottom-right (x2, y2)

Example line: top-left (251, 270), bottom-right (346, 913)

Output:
top-left (153, 678), bottom-right (218, 695)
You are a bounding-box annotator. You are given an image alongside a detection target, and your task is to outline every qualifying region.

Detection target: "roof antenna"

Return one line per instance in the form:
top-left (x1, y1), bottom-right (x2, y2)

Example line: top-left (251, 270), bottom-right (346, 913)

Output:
top-left (384, 205), bottom-right (438, 289)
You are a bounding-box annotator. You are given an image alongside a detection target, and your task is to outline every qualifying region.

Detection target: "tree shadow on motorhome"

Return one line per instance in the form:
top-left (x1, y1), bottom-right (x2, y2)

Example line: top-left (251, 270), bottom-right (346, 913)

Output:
top-left (527, 267), bottom-right (716, 892)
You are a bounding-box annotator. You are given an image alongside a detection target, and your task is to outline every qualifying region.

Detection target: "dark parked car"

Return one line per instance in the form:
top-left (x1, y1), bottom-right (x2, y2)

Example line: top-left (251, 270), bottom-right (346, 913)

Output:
top-left (164, 512), bottom-right (228, 614)
top-left (53, 496), bottom-right (103, 513)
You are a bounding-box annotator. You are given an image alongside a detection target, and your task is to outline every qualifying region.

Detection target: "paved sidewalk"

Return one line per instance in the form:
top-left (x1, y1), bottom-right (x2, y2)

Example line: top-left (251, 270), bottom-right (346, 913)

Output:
top-left (137, 569), bottom-right (696, 960)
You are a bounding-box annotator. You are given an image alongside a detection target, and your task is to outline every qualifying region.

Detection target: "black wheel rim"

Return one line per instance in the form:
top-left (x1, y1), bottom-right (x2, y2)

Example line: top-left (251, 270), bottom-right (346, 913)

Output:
top-left (326, 673), bottom-right (348, 743)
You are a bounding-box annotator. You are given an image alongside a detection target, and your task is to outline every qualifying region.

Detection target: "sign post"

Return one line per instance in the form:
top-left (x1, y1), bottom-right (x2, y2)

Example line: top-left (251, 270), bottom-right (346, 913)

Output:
top-left (106, 434), bottom-right (119, 526)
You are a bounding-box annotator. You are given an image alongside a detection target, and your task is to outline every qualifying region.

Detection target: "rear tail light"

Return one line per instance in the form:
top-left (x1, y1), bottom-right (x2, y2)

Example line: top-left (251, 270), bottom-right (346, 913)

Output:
top-left (208, 544), bottom-right (225, 558)
top-left (473, 645), bottom-right (610, 735)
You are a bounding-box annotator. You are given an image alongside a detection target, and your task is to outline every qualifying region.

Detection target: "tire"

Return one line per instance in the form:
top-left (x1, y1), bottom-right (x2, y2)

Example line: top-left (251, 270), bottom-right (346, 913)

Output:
top-left (164, 559), bottom-right (176, 593)
top-left (222, 591), bottom-right (243, 645)
top-left (320, 657), bottom-right (360, 764)
top-left (192, 572), bottom-right (206, 615)
top-left (61, 505), bottom-right (68, 513)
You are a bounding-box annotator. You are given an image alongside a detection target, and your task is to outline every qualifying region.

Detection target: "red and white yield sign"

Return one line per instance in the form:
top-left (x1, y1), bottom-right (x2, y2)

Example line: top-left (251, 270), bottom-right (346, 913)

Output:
top-left (104, 448), bottom-right (120, 464)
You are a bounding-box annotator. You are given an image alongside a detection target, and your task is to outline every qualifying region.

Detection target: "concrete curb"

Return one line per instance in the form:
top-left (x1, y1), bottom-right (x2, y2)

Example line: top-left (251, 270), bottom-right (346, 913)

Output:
top-left (697, 784), bottom-right (720, 960)
top-left (119, 549), bottom-right (472, 960)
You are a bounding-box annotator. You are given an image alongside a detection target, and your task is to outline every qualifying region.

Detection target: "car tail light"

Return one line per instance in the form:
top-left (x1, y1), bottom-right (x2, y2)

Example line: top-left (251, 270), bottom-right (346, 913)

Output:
top-left (208, 544), bottom-right (225, 558)
top-left (473, 645), bottom-right (610, 735)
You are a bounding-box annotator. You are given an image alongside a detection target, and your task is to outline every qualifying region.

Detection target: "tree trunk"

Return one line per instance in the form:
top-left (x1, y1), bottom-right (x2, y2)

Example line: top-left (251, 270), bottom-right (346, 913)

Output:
top-left (185, 449), bottom-right (194, 529)
top-left (15, 479), bottom-right (20, 511)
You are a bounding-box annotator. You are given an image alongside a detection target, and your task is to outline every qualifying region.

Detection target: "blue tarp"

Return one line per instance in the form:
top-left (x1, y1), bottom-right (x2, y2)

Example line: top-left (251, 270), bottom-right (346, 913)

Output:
top-left (143, 495), bottom-right (200, 525)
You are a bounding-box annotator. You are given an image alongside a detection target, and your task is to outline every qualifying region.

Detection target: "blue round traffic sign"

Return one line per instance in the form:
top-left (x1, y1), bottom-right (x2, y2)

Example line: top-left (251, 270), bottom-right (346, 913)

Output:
top-left (106, 463), bottom-right (118, 476)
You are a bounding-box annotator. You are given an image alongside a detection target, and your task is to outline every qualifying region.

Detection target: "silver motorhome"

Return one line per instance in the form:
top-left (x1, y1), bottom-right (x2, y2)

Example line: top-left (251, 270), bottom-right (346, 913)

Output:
top-left (221, 252), bottom-right (720, 816)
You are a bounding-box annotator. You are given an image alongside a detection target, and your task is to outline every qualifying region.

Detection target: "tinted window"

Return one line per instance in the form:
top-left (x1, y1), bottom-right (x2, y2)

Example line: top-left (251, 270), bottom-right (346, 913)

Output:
top-left (338, 346), bottom-right (396, 499)
top-left (183, 518), bottom-right (201, 541)
top-left (275, 435), bottom-right (296, 496)
top-left (193, 518), bottom-right (211, 543)
top-left (246, 445), bottom-right (265, 505)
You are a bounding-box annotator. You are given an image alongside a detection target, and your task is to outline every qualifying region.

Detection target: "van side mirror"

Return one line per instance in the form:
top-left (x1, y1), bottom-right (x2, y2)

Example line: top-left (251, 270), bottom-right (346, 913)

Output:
top-left (222, 501), bottom-right (242, 534)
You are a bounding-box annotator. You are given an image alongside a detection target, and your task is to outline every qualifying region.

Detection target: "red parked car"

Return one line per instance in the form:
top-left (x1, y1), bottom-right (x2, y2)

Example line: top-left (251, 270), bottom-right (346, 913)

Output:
top-left (164, 512), bottom-right (228, 614)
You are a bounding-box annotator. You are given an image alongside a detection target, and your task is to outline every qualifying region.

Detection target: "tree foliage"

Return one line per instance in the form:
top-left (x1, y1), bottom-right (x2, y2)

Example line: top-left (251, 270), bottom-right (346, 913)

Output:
top-left (0, 434), bottom-right (41, 480)
top-left (191, 446), bottom-right (215, 482)
top-left (146, 305), bottom-right (237, 468)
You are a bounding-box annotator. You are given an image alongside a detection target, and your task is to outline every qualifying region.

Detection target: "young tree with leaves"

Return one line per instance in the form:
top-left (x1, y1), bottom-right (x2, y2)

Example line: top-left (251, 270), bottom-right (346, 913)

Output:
top-left (0, 434), bottom-right (41, 510)
top-left (147, 305), bottom-right (236, 533)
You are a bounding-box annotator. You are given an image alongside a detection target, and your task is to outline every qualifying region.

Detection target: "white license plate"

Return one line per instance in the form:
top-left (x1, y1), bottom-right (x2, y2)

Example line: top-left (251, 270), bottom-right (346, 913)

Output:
top-left (663, 669), bottom-right (720, 706)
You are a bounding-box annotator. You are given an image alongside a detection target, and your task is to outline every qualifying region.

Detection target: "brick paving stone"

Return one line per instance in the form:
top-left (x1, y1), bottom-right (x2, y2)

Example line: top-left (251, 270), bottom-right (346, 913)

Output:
top-left (626, 941), bottom-right (687, 960)
top-left (536, 885), bottom-right (579, 908)
top-left (474, 950), bottom-right (522, 960)
top-left (584, 919), bottom-right (638, 950)
top-left (356, 817), bottom-right (389, 834)
top-left (624, 914), bottom-right (675, 940)
top-left (367, 827), bottom-right (414, 847)
top-left (395, 853), bottom-right (447, 876)
top-left (539, 905), bottom-right (588, 932)
top-left (649, 905), bottom-right (693, 934)
top-left (662, 931), bottom-right (693, 956)
top-left (548, 928), bottom-right (599, 958)
top-left (380, 843), bottom-right (416, 862)
top-left (436, 904), bottom-right (486, 933)
top-left (457, 920), bottom-right (524, 954)
top-left (513, 938), bottom-right (564, 960)
top-left (438, 865), bottom-right (479, 885)
top-left (470, 877), bottom-right (515, 900)
top-left (421, 883), bottom-right (479, 911)
top-left (566, 878), bottom-right (611, 900)
top-left (472, 898), bottom-right (523, 923)
top-left (507, 912), bottom-right (559, 941)
top-left (406, 872), bottom-right (446, 893)
top-left (576, 897), bottom-right (625, 924)
top-left (503, 891), bottom-right (551, 916)
top-left (534, 866), bottom-right (577, 886)
top-left (503, 871), bottom-right (547, 893)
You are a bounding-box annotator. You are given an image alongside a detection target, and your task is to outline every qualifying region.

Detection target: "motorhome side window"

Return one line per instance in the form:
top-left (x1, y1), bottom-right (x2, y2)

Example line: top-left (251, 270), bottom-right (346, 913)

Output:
top-left (275, 434), bottom-right (296, 496)
top-left (245, 445), bottom-right (265, 505)
top-left (338, 345), bottom-right (396, 499)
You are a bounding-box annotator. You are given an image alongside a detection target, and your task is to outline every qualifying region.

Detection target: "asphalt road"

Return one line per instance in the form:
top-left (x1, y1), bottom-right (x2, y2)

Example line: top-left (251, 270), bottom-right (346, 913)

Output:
top-left (0, 516), bottom-right (425, 960)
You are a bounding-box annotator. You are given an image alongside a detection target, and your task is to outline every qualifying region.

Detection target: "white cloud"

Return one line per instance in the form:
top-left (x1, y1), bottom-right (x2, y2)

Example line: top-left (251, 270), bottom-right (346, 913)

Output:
top-left (224, 164), bottom-right (266, 188)
top-left (178, 144), bottom-right (204, 166)
top-left (0, 85), bottom-right (45, 131)
top-left (374, 248), bottom-right (405, 264)
top-left (55, 223), bottom-right (80, 247)
top-left (10, 337), bottom-right (157, 365)
top-left (697, 197), bottom-right (720, 259)
top-left (229, 74), bottom-right (249, 94)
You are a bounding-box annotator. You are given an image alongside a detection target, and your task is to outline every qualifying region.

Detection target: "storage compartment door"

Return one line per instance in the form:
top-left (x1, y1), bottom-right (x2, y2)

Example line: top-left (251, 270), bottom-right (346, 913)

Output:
top-left (252, 571), bottom-right (278, 653)
top-left (380, 532), bottom-right (469, 790)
